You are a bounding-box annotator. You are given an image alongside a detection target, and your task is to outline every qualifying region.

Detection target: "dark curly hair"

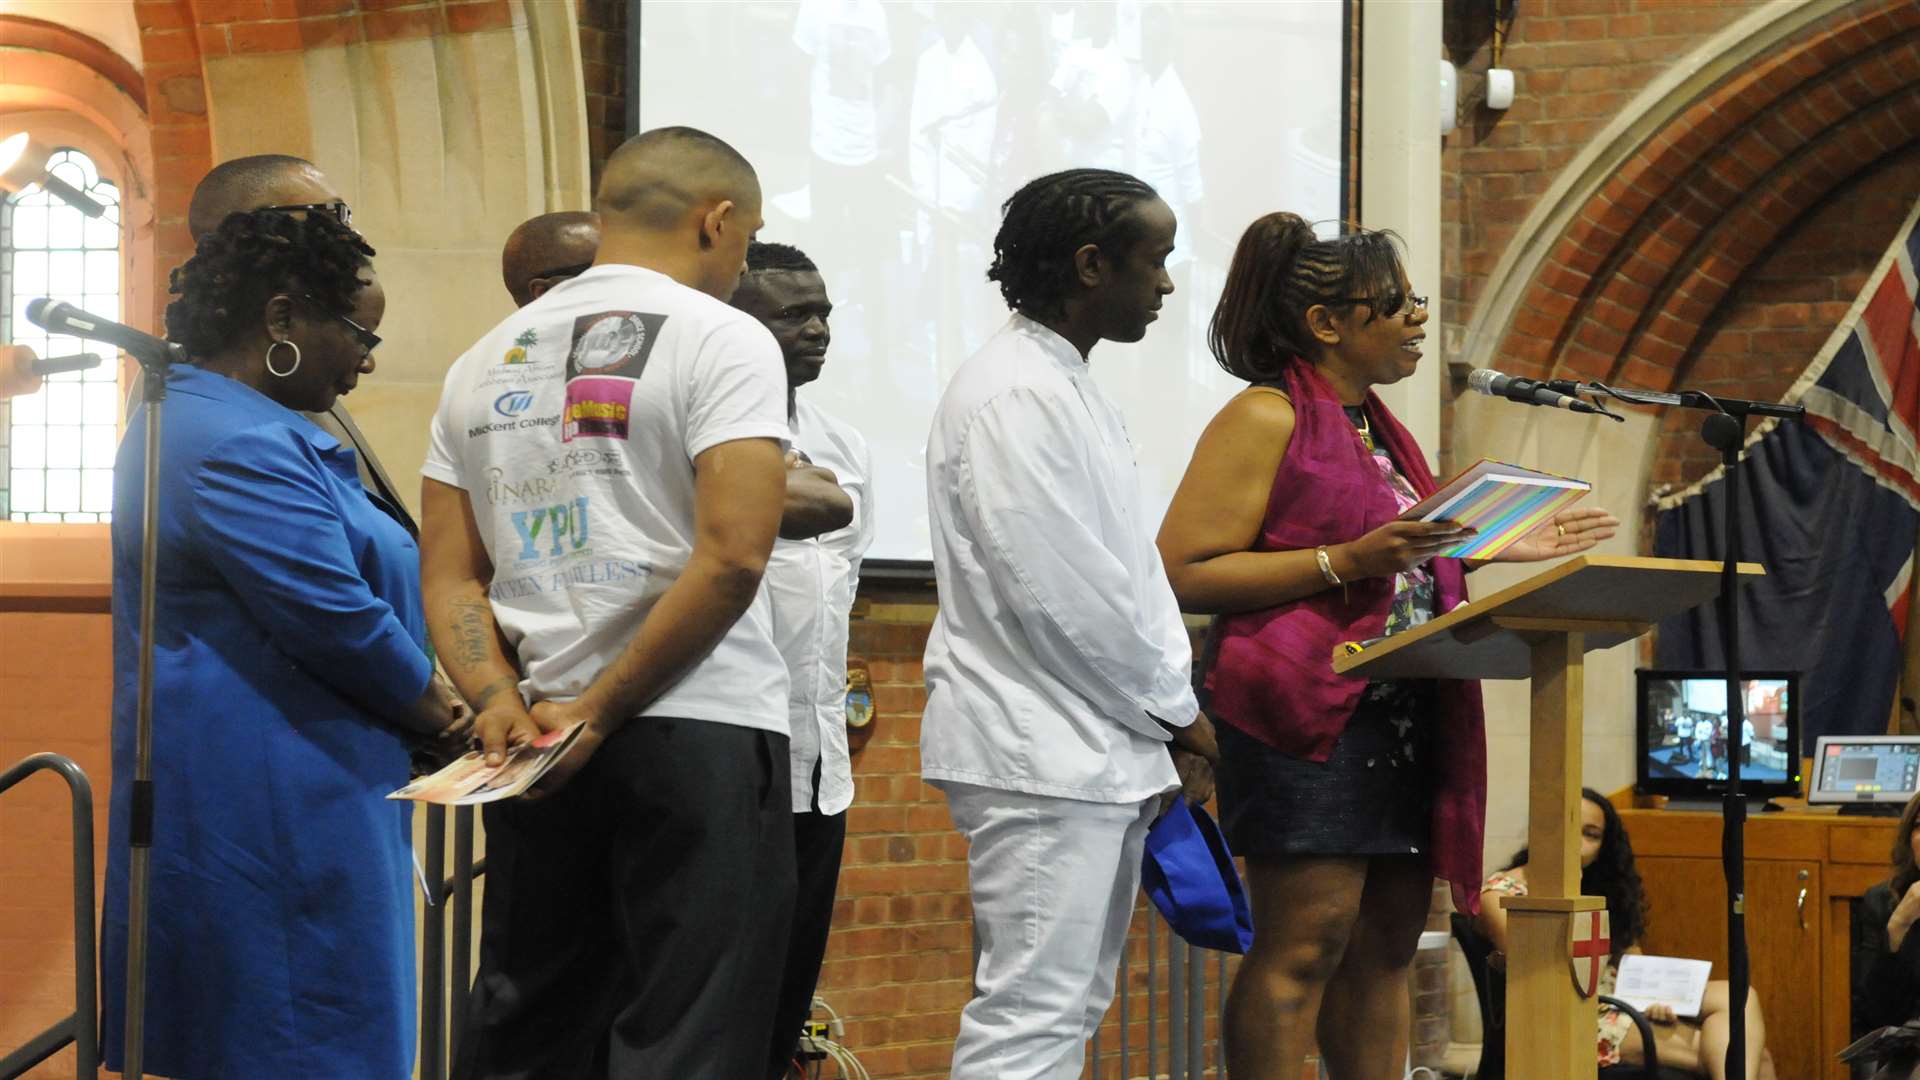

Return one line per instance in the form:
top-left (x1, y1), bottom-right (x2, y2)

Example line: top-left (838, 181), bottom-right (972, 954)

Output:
top-left (1208, 212), bottom-right (1407, 384)
top-left (1892, 791), bottom-right (1920, 899)
top-left (746, 240), bottom-right (817, 274)
top-left (1505, 787), bottom-right (1649, 962)
top-left (165, 209), bottom-right (376, 362)
top-left (986, 168), bottom-right (1159, 319)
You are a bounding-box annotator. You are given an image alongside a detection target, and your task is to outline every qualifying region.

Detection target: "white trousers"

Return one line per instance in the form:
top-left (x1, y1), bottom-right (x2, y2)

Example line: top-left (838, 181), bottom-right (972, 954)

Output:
top-left (941, 782), bottom-right (1159, 1080)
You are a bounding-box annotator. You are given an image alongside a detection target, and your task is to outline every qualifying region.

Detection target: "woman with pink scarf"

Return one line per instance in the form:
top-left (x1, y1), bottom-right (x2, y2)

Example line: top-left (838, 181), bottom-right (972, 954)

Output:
top-left (1157, 212), bottom-right (1618, 1079)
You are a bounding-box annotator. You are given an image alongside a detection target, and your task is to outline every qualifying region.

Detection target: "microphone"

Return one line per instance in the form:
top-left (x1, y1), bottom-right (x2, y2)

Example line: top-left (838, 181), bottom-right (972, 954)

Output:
top-left (26, 298), bottom-right (181, 364)
top-left (1466, 368), bottom-right (1606, 415)
top-left (0, 345), bottom-right (102, 398)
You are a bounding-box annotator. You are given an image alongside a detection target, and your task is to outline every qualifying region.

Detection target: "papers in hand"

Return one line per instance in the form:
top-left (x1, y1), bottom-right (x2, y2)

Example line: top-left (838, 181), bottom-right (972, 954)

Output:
top-left (388, 723), bottom-right (585, 805)
top-left (1613, 953), bottom-right (1713, 1017)
top-left (1398, 458), bottom-right (1590, 561)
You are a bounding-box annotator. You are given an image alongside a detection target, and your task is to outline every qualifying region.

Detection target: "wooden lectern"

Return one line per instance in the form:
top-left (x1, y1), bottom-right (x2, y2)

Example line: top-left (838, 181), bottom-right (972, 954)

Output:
top-left (1332, 554), bottom-right (1763, 1078)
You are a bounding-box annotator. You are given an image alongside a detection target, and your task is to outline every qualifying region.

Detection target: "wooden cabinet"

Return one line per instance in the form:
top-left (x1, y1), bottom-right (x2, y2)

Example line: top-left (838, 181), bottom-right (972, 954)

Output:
top-left (1616, 795), bottom-right (1899, 1080)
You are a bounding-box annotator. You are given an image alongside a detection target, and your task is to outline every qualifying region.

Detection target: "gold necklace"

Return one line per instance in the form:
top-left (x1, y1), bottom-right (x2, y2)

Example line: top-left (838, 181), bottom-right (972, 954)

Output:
top-left (1353, 410), bottom-right (1374, 451)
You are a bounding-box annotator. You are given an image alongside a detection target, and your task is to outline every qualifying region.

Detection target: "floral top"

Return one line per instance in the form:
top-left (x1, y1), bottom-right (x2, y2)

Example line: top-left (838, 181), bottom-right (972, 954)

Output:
top-left (1483, 869), bottom-right (1632, 1067)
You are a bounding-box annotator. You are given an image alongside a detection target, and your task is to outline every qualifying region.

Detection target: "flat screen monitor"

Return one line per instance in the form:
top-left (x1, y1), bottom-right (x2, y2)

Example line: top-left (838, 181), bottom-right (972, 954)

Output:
top-left (1635, 669), bottom-right (1802, 799)
top-left (1807, 735), bottom-right (1920, 807)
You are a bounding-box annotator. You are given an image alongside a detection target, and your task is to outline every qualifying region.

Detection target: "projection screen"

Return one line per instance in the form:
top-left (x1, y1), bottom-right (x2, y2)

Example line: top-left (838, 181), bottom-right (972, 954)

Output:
top-left (636, 0), bottom-right (1350, 564)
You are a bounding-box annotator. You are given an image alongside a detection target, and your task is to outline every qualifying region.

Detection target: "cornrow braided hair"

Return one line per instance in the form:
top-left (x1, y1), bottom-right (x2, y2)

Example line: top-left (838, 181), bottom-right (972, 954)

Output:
top-left (1208, 212), bottom-right (1407, 384)
top-left (746, 240), bottom-right (818, 274)
top-left (987, 168), bottom-right (1160, 319)
top-left (166, 209), bottom-right (376, 362)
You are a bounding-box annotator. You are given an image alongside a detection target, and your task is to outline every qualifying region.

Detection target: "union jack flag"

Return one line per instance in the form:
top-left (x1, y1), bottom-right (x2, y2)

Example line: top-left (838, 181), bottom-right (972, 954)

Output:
top-left (1654, 198), bottom-right (1920, 751)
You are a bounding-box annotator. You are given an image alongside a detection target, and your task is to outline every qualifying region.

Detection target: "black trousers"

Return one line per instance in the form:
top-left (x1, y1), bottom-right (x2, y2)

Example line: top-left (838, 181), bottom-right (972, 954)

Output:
top-left (453, 718), bottom-right (795, 1080)
top-left (764, 798), bottom-right (848, 1079)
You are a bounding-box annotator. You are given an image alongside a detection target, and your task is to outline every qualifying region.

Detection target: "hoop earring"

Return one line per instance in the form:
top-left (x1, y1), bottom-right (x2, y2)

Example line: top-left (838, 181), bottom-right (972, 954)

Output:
top-left (265, 340), bottom-right (301, 378)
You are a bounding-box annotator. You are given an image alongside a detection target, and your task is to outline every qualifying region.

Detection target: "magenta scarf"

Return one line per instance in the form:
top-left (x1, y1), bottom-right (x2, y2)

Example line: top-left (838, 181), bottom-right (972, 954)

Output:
top-left (1202, 359), bottom-right (1488, 913)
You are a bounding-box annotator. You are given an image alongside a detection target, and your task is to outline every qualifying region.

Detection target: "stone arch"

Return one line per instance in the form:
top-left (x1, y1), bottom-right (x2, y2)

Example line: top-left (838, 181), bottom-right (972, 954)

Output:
top-left (1461, 0), bottom-right (1920, 396)
top-left (0, 12), bottom-right (158, 335)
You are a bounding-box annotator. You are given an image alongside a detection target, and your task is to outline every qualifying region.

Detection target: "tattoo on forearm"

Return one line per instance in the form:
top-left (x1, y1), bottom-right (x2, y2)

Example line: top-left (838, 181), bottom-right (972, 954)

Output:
top-left (448, 596), bottom-right (492, 670)
top-left (474, 676), bottom-right (518, 711)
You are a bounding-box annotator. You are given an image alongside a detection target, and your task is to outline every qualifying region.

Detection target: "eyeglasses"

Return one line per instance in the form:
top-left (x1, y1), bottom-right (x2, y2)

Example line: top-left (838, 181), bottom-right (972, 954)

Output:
top-left (264, 200), bottom-right (353, 228)
top-left (300, 294), bottom-right (381, 354)
top-left (1332, 293), bottom-right (1429, 319)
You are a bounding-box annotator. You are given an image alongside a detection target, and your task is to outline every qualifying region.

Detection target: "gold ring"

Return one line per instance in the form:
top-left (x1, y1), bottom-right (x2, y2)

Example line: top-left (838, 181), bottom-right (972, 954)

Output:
top-left (1557, 524), bottom-right (1566, 537)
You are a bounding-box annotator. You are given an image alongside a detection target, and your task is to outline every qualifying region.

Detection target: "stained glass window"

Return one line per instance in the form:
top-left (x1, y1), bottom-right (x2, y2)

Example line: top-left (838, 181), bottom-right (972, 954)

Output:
top-left (0, 148), bottom-right (122, 522)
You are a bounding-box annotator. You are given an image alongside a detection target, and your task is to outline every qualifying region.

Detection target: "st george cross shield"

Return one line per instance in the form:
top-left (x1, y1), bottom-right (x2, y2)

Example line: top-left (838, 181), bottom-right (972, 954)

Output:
top-left (1568, 909), bottom-right (1613, 999)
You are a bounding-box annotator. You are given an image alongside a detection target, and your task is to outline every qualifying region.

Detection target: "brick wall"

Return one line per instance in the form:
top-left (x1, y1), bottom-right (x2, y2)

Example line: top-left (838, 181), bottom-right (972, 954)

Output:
top-left (576, 0), bottom-right (628, 193)
top-left (1438, 0), bottom-right (1763, 469)
top-left (1651, 142), bottom-right (1920, 488)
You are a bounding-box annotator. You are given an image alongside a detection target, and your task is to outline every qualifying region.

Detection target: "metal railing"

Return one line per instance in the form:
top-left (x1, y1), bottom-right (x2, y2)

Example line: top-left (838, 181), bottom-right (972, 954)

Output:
top-left (1086, 906), bottom-right (1232, 1080)
top-left (0, 753), bottom-right (97, 1080)
top-left (418, 804), bottom-right (484, 1080)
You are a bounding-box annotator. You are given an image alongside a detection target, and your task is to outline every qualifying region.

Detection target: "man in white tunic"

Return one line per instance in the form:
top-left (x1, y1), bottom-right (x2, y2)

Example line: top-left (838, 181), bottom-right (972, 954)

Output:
top-left (922, 168), bottom-right (1218, 1079)
top-left (730, 241), bottom-right (876, 1078)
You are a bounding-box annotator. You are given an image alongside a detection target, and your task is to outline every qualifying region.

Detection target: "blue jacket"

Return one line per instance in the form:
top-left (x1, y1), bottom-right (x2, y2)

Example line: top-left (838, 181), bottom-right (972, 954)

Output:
top-left (102, 365), bottom-right (432, 1079)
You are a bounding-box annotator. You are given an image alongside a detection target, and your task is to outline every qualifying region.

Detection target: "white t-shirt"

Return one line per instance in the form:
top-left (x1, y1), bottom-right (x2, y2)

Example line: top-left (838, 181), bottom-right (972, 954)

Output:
top-left (794, 0), bottom-right (891, 167)
top-left (423, 264), bottom-right (793, 733)
top-left (765, 396), bottom-right (874, 814)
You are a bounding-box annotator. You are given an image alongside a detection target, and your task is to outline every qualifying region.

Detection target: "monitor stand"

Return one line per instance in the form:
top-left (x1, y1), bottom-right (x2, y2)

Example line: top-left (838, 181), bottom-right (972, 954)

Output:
top-left (1836, 803), bottom-right (1904, 818)
top-left (1663, 796), bottom-right (1783, 813)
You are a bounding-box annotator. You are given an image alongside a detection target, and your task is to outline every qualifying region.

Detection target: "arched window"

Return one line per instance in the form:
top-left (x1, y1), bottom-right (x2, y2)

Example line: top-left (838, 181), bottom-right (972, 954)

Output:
top-left (1, 147), bottom-right (122, 522)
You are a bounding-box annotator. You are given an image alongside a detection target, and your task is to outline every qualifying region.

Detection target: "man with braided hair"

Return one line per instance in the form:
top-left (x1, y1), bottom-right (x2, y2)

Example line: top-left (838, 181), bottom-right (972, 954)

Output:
top-left (921, 168), bottom-right (1219, 1077)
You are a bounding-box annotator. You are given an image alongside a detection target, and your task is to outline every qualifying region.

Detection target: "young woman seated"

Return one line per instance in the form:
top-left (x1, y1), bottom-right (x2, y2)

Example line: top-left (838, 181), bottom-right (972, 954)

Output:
top-left (1853, 789), bottom-right (1920, 1046)
top-left (1475, 788), bottom-right (1772, 1080)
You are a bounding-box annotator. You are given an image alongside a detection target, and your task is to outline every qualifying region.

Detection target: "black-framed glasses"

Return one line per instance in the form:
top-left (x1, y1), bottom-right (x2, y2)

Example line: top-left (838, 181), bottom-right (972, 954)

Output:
top-left (264, 200), bottom-right (353, 228)
top-left (1331, 293), bottom-right (1428, 319)
top-left (300, 294), bottom-right (381, 354)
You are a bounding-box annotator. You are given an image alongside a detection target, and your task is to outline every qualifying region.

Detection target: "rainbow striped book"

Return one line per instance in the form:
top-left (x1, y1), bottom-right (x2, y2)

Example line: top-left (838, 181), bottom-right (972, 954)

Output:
top-left (1400, 459), bottom-right (1590, 560)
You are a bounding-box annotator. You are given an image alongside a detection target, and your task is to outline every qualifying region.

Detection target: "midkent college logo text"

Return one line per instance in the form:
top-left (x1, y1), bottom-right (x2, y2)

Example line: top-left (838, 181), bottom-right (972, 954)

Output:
top-left (469, 390), bottom-right (560, 439)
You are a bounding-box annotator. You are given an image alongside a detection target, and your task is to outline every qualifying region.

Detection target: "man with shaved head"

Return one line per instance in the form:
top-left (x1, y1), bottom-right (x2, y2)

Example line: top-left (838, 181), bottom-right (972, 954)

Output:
top-left (500, 210), bottom-right (601, 308)
top-left (425, 127), bottom-right (796, 1079)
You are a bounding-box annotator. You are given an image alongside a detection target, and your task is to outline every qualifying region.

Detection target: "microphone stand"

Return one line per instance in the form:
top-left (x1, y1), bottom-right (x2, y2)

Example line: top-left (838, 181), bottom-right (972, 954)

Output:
top-left (1574, 379), bottom-right (1805, 1080)
top-left (120, 334), bottom-right (173, 1080)
top-left (25, 302), bottom-right (174, 1079)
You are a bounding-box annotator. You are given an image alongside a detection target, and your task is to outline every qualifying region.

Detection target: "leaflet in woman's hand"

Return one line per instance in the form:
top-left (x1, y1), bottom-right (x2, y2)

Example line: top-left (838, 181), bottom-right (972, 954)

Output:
top-left (1396, 458), bottom-right (1591, 560)
top-left (387, 723), bottom-right (585, 804)
top-left (1613, 953), bottom-right (1713, 1017)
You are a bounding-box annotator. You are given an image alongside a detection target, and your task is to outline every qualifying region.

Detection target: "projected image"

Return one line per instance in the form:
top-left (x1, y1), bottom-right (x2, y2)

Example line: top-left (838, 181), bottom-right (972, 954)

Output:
top-left (1643, 678), bottom-right (1793, 783)
top-left (639, 1), bottom-right (1347, 560)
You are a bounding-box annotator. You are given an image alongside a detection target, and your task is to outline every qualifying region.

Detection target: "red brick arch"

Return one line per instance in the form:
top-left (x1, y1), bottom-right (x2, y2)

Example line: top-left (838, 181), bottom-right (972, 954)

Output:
top-left (1495, 0), bottom-right (1920, 395)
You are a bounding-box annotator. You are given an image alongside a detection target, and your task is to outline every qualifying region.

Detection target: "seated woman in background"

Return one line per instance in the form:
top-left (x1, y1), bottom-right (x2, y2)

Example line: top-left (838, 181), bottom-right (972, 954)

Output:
top-left (1475, 788), bottom-right (1771, 1080)
top-left (1853, 790), bottom-right (1920, 1043)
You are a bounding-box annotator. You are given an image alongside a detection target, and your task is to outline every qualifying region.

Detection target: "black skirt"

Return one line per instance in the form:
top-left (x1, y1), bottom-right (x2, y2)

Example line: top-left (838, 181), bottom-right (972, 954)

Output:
top-left (1215, 680), bottom-right (1437, 859)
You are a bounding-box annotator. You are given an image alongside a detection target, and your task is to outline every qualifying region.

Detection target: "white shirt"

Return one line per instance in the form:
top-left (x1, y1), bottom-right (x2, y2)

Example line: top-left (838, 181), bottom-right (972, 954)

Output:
top-left (921, 315), bottom-right (1197, 804)
top-left (794, 0), bottom-right (891, 167)
top-left (766, 396), bottom-right (874, 814)
top-left (423, 265), bottom-right (792, 733)
top-left (909, 33), bottom-right (998, 214)
top-left (1049, 38), bottom-right (1134, 170)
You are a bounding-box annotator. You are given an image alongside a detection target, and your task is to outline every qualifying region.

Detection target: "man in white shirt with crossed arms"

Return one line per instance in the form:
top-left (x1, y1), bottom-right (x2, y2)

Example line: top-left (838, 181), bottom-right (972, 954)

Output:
top-left (420, 126), bottom-right (795, 1079)
top-left (922, 167), bottom-right (1218, 1078)
top-left (730, 240), bottom-right (876, 1078)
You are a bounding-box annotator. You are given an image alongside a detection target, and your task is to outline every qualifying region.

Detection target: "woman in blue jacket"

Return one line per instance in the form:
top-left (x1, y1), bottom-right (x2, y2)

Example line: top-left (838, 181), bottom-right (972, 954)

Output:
top-left (102, 209), bottom-right (464, 1078)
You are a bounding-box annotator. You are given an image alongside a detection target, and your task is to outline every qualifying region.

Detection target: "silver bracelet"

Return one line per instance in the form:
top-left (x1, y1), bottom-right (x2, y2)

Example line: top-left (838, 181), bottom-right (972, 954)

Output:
top-left (1315, 545), bottom-right (1343, 586)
